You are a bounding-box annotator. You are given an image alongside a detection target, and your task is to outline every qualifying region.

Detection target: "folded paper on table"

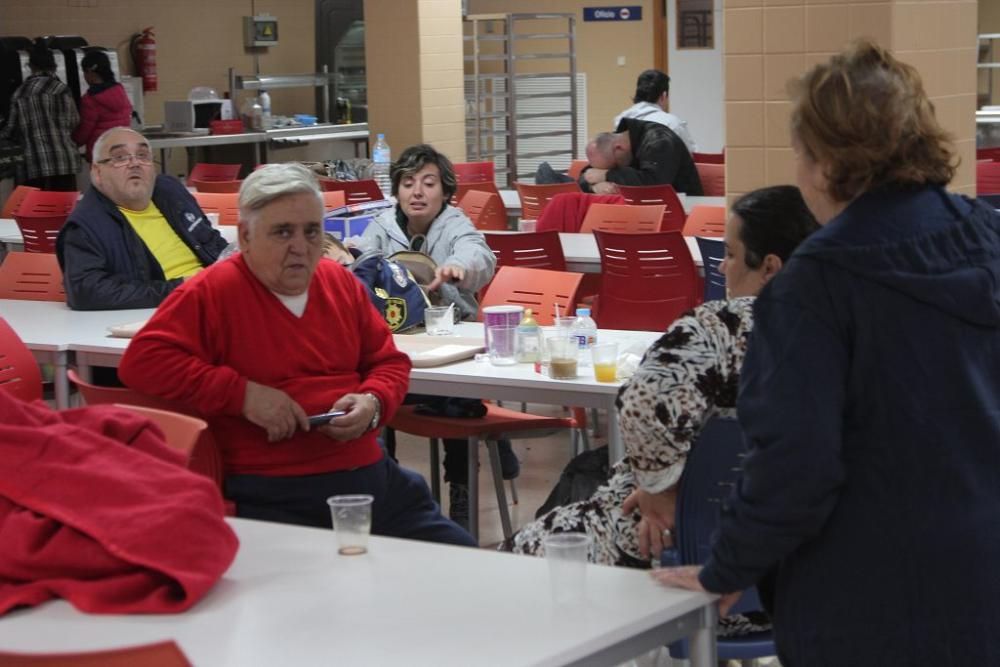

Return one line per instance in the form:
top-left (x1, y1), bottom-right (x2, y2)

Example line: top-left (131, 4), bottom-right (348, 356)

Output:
top-left (392, 335), bottom-right (484, 367)
top-left (107, 319), bottom-right (149, 338)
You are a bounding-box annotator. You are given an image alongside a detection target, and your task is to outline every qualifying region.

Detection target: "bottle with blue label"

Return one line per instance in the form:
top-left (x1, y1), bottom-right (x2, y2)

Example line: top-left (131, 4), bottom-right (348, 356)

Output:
top-left (571, 308), bottom-right (597, 366)
top-left (372, 133), bottom-right (392, 199)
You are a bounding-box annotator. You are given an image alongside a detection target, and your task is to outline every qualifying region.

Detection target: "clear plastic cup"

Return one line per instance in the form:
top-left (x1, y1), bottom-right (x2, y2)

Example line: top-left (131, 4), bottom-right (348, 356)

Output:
top-left (543, 533), bottom-right (592, 605)
top-left (591, 342), bottom-right (619, 382)
top-left (424, 306), bottom-right (454, 336)
top-left (487, 324), bottom-right (517, 366)
top-left (547, 336), bottom-right (579, 379)
top-left (327, 494), bottom-right (374, 555)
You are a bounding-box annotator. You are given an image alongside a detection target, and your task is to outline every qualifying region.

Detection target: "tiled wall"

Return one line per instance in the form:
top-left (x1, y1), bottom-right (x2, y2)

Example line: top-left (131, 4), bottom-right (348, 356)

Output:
top-left (364, 0), bottom-right (465, 161)
top-left (724, 0), bottom-right (979, 200)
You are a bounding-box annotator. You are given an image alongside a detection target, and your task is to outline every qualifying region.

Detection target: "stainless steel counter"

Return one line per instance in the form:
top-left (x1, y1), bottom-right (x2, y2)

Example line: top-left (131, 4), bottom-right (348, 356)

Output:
top-left (145, 122), bottom-right (368, 150)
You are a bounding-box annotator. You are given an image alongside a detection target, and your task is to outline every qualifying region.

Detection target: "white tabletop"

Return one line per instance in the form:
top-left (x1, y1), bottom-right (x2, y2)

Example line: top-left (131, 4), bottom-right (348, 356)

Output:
top-left (498, 191), bottom-right (726, 215)
top-left (0, 299), bottom-right (154, 354)
top-left (0, 217), bottom-right (237, 249)
top-left (0, 518), bottom-right (717, 666)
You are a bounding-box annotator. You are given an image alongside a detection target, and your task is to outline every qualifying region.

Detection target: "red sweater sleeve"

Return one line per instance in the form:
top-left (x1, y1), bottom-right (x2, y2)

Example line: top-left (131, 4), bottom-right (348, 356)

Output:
top-left (119, 271), bottom-right (248, 417)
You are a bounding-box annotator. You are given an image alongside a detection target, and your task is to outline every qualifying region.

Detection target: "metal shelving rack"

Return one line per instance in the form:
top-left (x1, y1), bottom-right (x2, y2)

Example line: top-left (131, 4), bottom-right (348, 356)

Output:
top-left (463, 13), bottom-right (578, 188)
top-left (979, 34), bottom-right (1000, 110)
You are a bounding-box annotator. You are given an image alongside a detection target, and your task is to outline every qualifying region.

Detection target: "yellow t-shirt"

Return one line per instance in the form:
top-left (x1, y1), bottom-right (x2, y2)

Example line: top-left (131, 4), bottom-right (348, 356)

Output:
top-left (120, 203), bottom-right (203, 280)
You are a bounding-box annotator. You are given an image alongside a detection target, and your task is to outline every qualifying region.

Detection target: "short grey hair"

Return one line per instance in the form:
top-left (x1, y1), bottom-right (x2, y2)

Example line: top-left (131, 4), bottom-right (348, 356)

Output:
top-left (92, 127), bottom-right (147, 162)
top-left (592, 132), bottom-right (616, 160)
top-left (239, 163), bottom-right (324, 226)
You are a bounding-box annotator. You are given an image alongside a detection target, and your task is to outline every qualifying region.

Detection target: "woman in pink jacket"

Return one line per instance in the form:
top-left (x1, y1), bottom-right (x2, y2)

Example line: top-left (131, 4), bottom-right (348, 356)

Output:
top-left (72, 51), bottom-right (132, 162)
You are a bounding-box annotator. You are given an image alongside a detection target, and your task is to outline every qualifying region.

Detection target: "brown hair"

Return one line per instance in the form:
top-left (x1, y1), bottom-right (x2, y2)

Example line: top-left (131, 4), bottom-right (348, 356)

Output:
top-left (789, 39), bottom-right (956, 203)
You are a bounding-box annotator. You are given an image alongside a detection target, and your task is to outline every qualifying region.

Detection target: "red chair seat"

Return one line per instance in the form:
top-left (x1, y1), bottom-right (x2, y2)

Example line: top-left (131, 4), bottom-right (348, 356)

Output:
top-left (390, 403), bottom-right (576, 440)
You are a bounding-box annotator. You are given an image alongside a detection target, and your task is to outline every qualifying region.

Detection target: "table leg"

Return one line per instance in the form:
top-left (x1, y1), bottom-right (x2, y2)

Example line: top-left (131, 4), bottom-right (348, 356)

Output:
top-left (52, 352), bottom-right (70, 409)
top-left (606, 401), bottom-right (623, 462)
top-left (688, 603), bottom-right (718, 667)
top-left (468, 435), bottom-right (479, 542)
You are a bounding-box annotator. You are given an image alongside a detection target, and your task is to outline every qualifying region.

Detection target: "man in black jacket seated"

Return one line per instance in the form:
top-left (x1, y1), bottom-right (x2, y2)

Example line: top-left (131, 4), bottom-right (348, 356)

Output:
top-left (56, 127), bottom-right (228, 310)
top-left (581, 118), bottom-right (703, 196)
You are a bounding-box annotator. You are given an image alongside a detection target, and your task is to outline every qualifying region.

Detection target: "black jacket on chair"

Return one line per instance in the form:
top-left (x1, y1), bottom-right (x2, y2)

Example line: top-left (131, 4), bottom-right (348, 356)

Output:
top-left (603, 117), bottom-right (703, 196)
top-left (56, 174), bottom-right (228, 310)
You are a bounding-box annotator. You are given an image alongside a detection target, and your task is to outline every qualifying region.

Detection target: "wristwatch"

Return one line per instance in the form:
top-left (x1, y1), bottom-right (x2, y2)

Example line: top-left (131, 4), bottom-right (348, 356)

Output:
top-left (363, 392), bottom-right (382, 432)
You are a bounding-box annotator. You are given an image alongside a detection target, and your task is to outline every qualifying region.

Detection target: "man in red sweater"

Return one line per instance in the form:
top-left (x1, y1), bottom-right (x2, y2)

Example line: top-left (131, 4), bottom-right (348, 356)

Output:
top-left (119, 163), bottom-right (475, 546)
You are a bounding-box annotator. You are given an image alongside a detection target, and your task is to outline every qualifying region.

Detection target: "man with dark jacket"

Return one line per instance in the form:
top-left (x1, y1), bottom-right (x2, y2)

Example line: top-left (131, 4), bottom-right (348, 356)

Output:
top-left (56, 127), bottom-right (228, 310)
top-left (582, 118), bottom-right (702, 196)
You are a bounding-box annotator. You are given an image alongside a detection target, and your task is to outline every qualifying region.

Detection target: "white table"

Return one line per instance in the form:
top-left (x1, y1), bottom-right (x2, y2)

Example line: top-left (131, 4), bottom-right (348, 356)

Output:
top-left (0, 217), bottom-right (237, 250)
top-left (499, 190), bottom-right (727, 218)
top-left (0, 518), bottom-right (718, 666)
top-left (0, 299), bottom-right (155, 409)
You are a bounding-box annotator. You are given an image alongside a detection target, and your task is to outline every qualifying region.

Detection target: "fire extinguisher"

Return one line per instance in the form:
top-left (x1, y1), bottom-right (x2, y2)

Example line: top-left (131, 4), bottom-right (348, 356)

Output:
top-left (130, 27), bottom-right (157, 93)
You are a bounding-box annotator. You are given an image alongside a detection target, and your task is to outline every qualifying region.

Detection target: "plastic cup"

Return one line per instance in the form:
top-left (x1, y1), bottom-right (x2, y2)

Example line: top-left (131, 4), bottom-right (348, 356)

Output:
top-left (591, 342), bottom-right (618, 382)
top-left (547, 336), bottom-right (578, 379)
top-left (554, 316), bottom-right (576, 332)
top-left (327, 494), bottom-right (374, 555)
top-left (487, 324), bottom-right (518, 366)
top-left (543, 533), bottom-right (592, 605)
top-left (482, 305), bottom-right (524, 347)
top-left (424, 306), bottom-right (454, 336)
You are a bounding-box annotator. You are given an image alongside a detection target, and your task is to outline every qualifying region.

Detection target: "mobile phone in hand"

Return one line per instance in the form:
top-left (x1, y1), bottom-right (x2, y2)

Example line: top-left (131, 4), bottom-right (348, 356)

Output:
top-left (308, 410), bottom-right (347, 427)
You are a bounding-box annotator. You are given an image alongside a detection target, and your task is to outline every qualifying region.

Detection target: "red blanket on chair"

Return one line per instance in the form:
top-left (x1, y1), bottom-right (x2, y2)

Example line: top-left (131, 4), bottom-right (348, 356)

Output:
top-left (535, 193), bottom-right (625, 233)
top-left (0, 392), bottom-right (239, 615)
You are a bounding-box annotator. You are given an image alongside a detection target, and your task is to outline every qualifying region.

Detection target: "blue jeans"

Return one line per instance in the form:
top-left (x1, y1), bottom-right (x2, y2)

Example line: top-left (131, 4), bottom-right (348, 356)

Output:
top-left (225, 454), bottom-right (476, 547)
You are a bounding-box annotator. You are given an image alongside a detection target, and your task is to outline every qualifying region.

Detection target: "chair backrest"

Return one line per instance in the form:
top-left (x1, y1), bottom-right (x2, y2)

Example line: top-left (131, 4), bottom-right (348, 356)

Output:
top-left (479, 265), bottom-right (583, 325)
top-left (318, 178), bottom-right (385, 203)
top-left (514, 182), bottom-right (581, 221)
top-left (68, 368), bottom-right (224, 487)
top-left (0, 317), bottom-right (43, 402)
top-left (115, 403), bottom-right (207, 458)
top-left (484, 230), bottom-right (567, 272)
top-left (682, 205), bottom-right (726, 237)
top-left (976, 147), bottom-right (1000, 162)
top-left (457, 190), bottom-right (508, 231)
top-left (191, 179), bottom-right (242, 194)
top-left (977, 160), bottom-right (1000, 196)
top-left (13, 190), bottom-right (79, 253)
top-left (187, 162), bottom-right (241, 185)
top-left (0, 252), bottom-right (65, 301)
top-left (192, 192), bottom-right (240, 226)
top-left (615, 184), bottom-right (686, 233)
top-left (696, 236), bottom-right (726, 302)
top-left (579, 202), bottom-right (666, 234)
top-left (0, 640), bottom-right (192, 667)
top-left (0, 184), bottom-right (39, 218)
top-left (691, 151), bottom-right (725, 164)
top-left (322, 190), bottom-right (347, 211)
top-left (567, 159), bottom-right (589, 180)
top-left (593, 230), bottom-right (699, 331)
top-left (453, 161), bottom-right (495, 184)
top-left (695, 162), bottom-right (725, 196)
top-left (451, 180), bottom-right (501, 206)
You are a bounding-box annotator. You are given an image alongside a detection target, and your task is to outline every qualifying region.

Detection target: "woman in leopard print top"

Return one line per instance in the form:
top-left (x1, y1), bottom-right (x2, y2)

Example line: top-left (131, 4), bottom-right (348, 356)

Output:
top-left (504, 185), bottom-right (818, 587)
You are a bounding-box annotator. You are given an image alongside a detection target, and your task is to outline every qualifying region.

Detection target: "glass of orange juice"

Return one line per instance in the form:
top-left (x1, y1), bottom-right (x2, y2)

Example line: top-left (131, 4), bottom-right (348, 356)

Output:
top-left (591, 342), bottom-right (618, 382)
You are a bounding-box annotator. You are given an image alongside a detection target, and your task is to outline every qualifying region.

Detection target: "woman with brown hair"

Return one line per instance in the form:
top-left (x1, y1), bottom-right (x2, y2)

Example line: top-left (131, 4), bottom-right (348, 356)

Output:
top-left (656, 40), bottom-right (1000, 664)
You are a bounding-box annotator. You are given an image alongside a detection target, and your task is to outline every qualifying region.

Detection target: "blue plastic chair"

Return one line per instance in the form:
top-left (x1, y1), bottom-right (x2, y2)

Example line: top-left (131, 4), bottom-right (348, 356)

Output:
top-left (696, 236), bottom-right (726, 302)
top-left (662, 417), bottom-right (776, 664)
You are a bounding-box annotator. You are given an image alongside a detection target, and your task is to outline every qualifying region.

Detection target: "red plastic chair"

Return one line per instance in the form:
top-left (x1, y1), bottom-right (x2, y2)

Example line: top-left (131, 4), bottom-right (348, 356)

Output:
top-left (12, 190), bottom-right (79, 253)
top-left (318, 178), bottom-right (385, 203)
top-left (451, 180), bottom-right (501, 206)
top-left (976, 147), bottom-right (1000, 162)
top-left (568, 159), bottom-right (589, 181)
top-left (592, 230), bottom-right (699, 331)
top-left (453, 161), bottom-right (495, 183)
top-left (484, 231), bottom-right (567, 272)
top-left (0, 317), bottom-right (43, 402)
top-left (514, 182), bottom-right (581, 221)
top-left (0, 184), bottom-right (39, 218)
top-left (457, 190), bottom-right (508, 231)
top-left (616, 184), bottom-right (687, 233)
top-left (0, 640), bottom-right (191, 667)
top-left (192, 192), bottom-right (240, 226)
top-left (322, 190), bottom-right (347, 211)
top-left (579, 202), bottom-right (666, 234)
top-left (0, 251), bottom-right (65, 301)
top-left (68, 368), bottom-right (226, 493)
top-left (479, 265), bottom-right (583, 325)
top-left (187, 162), bottom-right (241, 186)
top-left (692, 151), bottom-right (725, 164)
top-left (191, 179), bottom-right (242, 194)
top-left (683, 205), bottom-right (726, 237)
top-left (115, 403), bottom-right (207, 459)
top-left (695, 162), bottom-right (725, 196)
top-left (977, 161), bottom-right (1000, 195)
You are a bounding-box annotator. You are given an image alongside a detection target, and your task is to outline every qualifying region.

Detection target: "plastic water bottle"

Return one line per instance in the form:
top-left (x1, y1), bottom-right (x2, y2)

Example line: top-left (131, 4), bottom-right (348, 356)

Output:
top-left (571, 308), bottom-right (598, 366)
top-left (258, 89), bottom-right (272, 129)
top-left (372, 133), bottom-right (392, 199)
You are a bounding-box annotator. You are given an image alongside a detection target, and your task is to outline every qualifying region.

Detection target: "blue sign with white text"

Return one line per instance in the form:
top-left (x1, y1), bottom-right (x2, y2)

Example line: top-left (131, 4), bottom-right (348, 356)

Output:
top-left (583, 6), bottom-right (643, 21)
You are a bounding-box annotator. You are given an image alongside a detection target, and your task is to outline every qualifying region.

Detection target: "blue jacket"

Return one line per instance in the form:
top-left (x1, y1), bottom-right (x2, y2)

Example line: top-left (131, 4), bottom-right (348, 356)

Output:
top-left (56, 174), bottom-right (228, 310)
top-left (700, 186), bottom-right (1000, 665)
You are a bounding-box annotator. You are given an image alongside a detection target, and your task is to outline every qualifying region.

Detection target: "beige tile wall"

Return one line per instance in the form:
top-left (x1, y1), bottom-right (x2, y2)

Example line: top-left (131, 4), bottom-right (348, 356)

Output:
top-left (724, 0), bottom-right (979, 200)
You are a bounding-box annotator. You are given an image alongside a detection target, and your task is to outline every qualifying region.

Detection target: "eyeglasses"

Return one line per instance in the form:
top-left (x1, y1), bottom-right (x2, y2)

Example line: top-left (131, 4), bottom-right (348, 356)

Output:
top-left (97, 151), bottom-right (154, 167)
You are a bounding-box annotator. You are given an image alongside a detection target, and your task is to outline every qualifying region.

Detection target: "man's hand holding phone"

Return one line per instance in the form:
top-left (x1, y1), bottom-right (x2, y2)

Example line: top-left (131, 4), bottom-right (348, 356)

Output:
top-left (313, 393), bottom-right (376, 441)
